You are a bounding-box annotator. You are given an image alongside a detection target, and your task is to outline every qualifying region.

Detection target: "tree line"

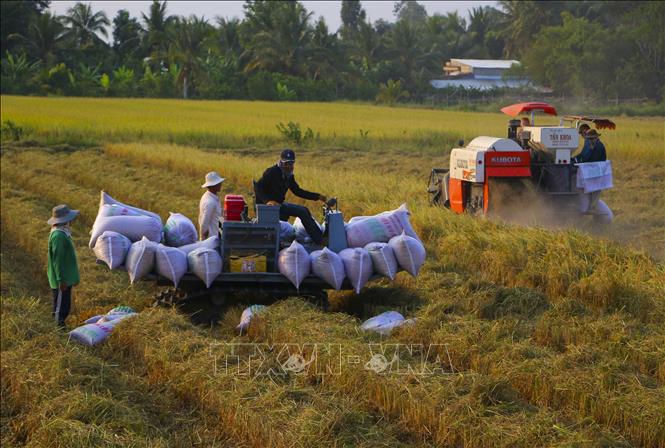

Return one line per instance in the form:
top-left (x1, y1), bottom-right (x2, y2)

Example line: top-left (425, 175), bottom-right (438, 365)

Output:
top-left (1, 0), bottom-right (663, 103)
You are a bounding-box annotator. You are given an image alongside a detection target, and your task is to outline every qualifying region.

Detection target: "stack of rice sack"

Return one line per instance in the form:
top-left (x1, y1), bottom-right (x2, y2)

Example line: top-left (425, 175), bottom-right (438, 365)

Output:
top-left (278, 204), bottom-right (426, 293)
top-left (91, 191), bottom-right (222, 288)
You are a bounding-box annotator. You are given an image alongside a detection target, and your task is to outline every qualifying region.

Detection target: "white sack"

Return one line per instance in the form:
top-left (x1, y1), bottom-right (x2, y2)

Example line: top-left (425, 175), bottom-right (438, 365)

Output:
top-left (163, 212), bottom-right (198, 247)
top-left (388, 231), bottom-right (426, 277)
top-left (99, 191), bottom-right (161, 220)
top-left (280, 220), bottom-right (295, 242)
top-left (278, 241), bottom-right (311, 289)
top-left (293, 217), bottom-right (323, 243)
top-left (576, 160), bottom-right (613, 193)
top-left (69, 313), bottom-right (135, 346)
top-left (98, 204), bottom-right (143, 217)
top-left (155, 244), bottom-right (188, 287)
top-left (188, 248), bottom-right (222, 288)
top-left (360, 311), bottom-right (405, 336)
top-left (89, 191), bottom-right (162, 248)
top-left (237, 305), bottom-right (267, 333)
top-left (339, 248), bottom-right (373, 294)
top-left (365, 242), bottom-right (399, 280)
top-left (310, 247), bottom-right (345, 290)
top-left (93, 231), bottom-right (132, 270)
top-left (177, 235), bottom-right (219, 256)
top-left (345, 204), bottom-right (419, 248)
top-left (89, 215), bottom-right (163, 248)
top-left (125, 237), bottom-right (157, 284)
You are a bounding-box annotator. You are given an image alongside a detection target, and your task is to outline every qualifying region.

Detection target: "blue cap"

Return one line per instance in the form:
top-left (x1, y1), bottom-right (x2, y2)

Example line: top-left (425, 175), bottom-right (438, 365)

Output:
top-left (280, 149), bottom-right (296, 162)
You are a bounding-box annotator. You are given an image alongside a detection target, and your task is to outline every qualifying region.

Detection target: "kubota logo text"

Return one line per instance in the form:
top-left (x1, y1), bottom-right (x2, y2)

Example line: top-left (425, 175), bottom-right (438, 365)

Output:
top-left (490, 156), bottom-right (522, 164)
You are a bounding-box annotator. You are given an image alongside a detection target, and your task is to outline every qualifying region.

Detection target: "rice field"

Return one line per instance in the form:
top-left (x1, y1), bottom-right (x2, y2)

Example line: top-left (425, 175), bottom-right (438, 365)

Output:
top-left (1, 96), bottom-right (665, 447)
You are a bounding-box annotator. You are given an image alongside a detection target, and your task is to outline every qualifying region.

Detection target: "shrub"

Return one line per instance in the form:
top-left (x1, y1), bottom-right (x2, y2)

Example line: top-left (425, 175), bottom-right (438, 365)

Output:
top-left (276, 121), bottom-right (318, 145)
top-left (1, 120), bottom-right (24, 141)
top-left (247, 71), bottom-right (276, 100)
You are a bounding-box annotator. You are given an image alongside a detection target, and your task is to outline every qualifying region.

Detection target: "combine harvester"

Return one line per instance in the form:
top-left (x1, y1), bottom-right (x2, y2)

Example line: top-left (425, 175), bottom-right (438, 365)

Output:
top-left (428, 102), bottom-right (615, 222)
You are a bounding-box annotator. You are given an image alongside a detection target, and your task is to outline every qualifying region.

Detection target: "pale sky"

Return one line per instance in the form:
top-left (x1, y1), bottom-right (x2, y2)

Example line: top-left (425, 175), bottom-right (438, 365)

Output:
top-left (49, 1), bottom-right (497, 40)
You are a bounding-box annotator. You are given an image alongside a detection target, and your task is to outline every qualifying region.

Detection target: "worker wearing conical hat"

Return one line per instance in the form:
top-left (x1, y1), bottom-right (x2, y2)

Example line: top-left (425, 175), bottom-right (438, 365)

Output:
top-left (47, 204), bottom-right (80, 328)
top-left (199, 172), bottom-right (225, 240)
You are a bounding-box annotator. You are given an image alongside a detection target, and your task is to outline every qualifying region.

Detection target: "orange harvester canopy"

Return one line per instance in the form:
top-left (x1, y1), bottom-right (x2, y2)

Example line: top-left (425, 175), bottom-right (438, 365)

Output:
top-left (562, 115), bottom-right (616, 130)
top-left (500, 102), bottom-right (558, 117)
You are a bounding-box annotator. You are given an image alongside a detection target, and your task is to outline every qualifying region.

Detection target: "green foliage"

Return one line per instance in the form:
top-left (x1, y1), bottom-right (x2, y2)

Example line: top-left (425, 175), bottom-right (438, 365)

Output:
top-left (376, 79), bottom-right (409, 105)
top-left (0, 52), bottom-right (40, 94)
top-left (275, 121), bottom-right (318, 145)
top-left (0, 119), bottom-right (23, 141)
top-left (45, 62), bottom-right (71, 95)
top-left (275, 82), bottom-right (296, 101)
top-left (0, 0), bottom-right (663, 105)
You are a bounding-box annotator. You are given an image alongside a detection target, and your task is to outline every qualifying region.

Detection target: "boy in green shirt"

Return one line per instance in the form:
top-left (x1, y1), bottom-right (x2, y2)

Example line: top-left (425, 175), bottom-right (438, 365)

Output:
top-left (47, 204), bottom-right (80, 327)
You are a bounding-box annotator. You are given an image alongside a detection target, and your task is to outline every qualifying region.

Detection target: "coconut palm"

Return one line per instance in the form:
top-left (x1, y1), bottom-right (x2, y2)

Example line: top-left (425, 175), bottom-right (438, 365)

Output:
top-left (62, 2), bottom-right (109, 49)
top-left (9, 12), bottom-right (66, 65)
top-left (142, 0), bottom-right (174, 66)
top-left (168, 16), bottom-right (213, 98)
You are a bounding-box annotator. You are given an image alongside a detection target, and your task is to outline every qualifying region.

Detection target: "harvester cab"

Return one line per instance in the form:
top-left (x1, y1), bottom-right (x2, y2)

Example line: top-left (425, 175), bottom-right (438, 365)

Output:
top-left (428, 102), bottom-right (615, 220)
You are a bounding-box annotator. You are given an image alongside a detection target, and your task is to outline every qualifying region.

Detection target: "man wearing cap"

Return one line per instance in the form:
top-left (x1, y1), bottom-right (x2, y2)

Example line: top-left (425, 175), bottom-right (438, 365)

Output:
top-left (199, 171), bottom-right (225, 240)
top-left (572, 129), bottom-right (606, 163)
top-left (254, 149), bottom-right (328, 244)
top-left (47, 204), bottom-right (80, 328)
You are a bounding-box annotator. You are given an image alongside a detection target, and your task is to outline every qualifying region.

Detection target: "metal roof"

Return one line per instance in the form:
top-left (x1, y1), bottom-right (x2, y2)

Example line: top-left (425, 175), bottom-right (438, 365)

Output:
top-left (450, 59), bottom-right (520, 69)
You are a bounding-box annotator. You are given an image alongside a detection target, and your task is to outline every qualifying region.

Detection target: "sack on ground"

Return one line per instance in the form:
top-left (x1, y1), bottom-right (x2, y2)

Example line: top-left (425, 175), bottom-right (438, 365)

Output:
top-left (125, 237), bottom-right (157, 284)
top-left (339, 248), bottom-right (373, 294)
top-left (280, 220), bottom-right (295, 242)
top-left (345, 204), bottom-right (419, 248)
top-left (99, 191), bottom-right (161, 220)
top-left (360, 311), bottom-right (405, 336)
top-left (164, 212), bottom-right (198, 247)
top-left (388, 231), bottom-right (426, 277)
top-left (310, 247), bottom-right (345, 290)
top-left (98, 204), bottom-right (143, 217)
top-left (293, 217), bottom-right (323, 243)
top-left (93, 231), bottom-right (132, 270)
top-left (188, 248), bottom-right (222, 288)
top-left (365, 242), bottom-right (398, 280)
top-left (155, 244), bottom-right (188, 287)
top-left (278, 241), bottom-right (310, 289)
top-left (237, 304), bottom-right (267, 333)
top-left (69, 313), bottom-right (135, 346)
top-left (178, 235), bottom-right (219, 255)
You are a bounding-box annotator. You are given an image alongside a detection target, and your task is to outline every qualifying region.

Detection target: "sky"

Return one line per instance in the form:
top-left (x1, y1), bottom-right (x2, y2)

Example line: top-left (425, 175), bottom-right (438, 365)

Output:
top-left (49, 1), bottom-right (498, 40)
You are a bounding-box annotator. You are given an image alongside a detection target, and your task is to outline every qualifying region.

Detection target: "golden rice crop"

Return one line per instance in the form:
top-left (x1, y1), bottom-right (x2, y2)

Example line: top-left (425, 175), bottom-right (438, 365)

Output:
top-left (1, 97), bottom-right (664, 447)
top-left (1, 95), bottom-right (663, 160)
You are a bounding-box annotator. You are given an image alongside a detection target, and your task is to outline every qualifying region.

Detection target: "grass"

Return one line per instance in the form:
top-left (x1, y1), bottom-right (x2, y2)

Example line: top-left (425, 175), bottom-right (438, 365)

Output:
top-left (1, 96), bottom-right (665, 447)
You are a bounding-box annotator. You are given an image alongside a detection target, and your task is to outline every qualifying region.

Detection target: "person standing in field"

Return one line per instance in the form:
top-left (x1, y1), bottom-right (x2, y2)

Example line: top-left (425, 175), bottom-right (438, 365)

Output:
top-left (254, 149), bottom-right (329, 245)
top-left (47, 204), bottom-right (80, 328)
top-left (199, 171), bottom-right (225, 240)
top-left (573, 129), bottom-right (606, 163)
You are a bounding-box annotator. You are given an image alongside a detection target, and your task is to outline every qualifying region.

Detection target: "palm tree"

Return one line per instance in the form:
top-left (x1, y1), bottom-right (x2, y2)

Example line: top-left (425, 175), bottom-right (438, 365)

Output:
top-left (243, 2), bottom-right (313, 76)
top-left (142, 0), bottom-right (174, 66)
top-left (62, 2), bottom-right (109, 49)
top-left (9, 12), bottom-right (66, 65)
top-left (169, 16), bottom-right (212, 98)
top-left (306, 17), bottom-right (340, 80)
top-left (351, 20), bottom-right (382, 72)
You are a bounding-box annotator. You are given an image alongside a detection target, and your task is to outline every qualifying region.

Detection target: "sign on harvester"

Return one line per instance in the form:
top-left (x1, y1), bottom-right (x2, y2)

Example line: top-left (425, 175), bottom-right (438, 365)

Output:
top-left (527, 126), bottom-right (579, 149)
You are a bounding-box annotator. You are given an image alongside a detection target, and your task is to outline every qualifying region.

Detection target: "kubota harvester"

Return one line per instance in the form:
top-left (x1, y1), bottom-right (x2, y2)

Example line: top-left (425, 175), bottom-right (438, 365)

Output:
top-left (428, 102), bottom-right (615, 220)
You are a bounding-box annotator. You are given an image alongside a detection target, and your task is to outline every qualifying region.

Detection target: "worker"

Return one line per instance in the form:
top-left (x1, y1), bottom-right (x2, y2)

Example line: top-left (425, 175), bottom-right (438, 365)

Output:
top-left (572, 129), bottom-right (606, 163)
top-left (517, 117), bottom-right (530, 140)
top-left (254, 149), bottom-right (328, 244)
top-left (47, 204), bottom-right (80, 328)
top-left (578, 123), bottom-right (590, 137)
top-left (199, 171), bottom-right (225, 240)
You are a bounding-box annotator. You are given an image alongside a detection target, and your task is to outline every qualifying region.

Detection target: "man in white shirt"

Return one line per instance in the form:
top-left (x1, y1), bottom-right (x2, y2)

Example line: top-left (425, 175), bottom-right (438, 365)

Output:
top-left (199, 171), bottom-right (224, 240)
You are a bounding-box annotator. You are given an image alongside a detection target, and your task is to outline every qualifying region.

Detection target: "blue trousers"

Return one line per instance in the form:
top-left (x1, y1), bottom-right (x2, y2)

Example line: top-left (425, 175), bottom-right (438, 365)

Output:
top-left (52, 286), bottom-right (72, 326)
top-left (280, 202), bottom-right (323, 244)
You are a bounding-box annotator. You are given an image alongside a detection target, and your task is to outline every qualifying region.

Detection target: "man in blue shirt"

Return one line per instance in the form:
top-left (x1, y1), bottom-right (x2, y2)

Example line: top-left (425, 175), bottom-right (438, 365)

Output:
top-left (573, 129), bottom-right (606, 163)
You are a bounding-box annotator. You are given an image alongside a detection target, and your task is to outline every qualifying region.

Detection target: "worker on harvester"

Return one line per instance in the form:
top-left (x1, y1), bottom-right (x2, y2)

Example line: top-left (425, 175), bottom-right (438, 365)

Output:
top-left (572, 129), bottom-right (613, 223)
top-left (254, 149), bottom-right (329, 245)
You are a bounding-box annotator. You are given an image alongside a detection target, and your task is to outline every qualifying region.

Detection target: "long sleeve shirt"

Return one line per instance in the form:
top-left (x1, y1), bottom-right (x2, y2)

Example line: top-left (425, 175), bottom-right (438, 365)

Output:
top-left (47, 229), bottom-right (80, 289)
top-left (254, 164), bottom-right (320, 204)
top-left (199, 190), bottom-right (222, 240)
top-left (574, 139), bottom-right (607, 163)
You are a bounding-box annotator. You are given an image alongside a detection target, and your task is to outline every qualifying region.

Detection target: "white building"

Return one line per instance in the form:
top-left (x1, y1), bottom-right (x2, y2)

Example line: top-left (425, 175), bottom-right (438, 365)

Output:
top-left (431, 58), bottom-right (532, 91)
